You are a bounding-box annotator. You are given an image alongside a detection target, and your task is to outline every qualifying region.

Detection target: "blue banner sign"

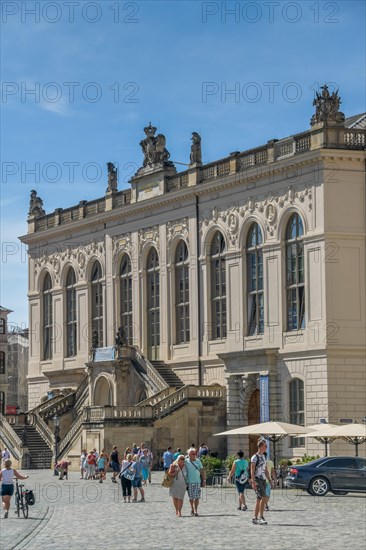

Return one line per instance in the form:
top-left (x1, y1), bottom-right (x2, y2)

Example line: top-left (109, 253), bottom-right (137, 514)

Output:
top-left (94, 347), bottom-right (116, 362)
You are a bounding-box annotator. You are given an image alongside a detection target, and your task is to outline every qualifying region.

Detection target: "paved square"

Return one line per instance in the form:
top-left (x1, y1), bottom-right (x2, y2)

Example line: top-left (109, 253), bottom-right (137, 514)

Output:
top-left (1, 470), bottom-right (365, 550)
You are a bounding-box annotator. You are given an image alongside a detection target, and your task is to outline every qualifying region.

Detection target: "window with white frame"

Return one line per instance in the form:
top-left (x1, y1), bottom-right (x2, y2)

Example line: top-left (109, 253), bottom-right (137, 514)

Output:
top-left (66, 268), bottom-right (77, 357)
top-left (286, 213), bottom-right (305, 331)
top-left (147, 248), bottom-right (160, 357)
top-left (175, 240), bottom-right (190, 344)
top-left (42, 273), bottom-right (53, 360)
top-left (210, 231), bottom-right (227, 340)
top-left (246, 223), bottom-right (264, 335)
top-left (91, 261), bottom-right (103, 347)
top-left (120, 254), bottom-right (133, 346)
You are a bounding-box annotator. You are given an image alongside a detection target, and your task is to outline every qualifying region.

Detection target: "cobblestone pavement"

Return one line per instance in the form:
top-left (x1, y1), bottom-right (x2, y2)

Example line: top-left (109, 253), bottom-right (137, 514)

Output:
top-left (0, 470), bottom-right (365, 550)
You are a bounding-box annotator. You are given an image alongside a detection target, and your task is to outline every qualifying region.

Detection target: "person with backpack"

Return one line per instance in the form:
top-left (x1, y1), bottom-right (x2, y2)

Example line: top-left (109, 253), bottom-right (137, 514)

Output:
top-left (120, 453), bottom-right (134, 502)
top-left (228, 450), bottom-right (248, 511)
top-left (250, 439), bottom-right (273, 525)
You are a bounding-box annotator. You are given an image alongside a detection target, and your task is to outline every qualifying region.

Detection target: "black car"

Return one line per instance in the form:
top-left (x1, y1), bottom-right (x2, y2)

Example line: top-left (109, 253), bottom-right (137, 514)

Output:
top-left (285, 456), bottom-right (366, 496)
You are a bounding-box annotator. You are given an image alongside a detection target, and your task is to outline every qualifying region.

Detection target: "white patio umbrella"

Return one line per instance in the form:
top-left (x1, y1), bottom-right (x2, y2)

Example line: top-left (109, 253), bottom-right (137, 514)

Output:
top-left (303, 423), bottom-right (366, 456)
top-left (305, 423), bottom-right (338, 457)
top-left (214, 421), bottom-right (314, 466)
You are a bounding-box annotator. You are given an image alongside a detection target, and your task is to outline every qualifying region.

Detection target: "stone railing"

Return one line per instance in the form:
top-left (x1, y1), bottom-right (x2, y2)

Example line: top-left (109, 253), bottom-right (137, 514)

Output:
top-left (137, 387), bottom-right (176, 407)
top-left (86, 405), bottom-right (153, 422)
top-left (0, 413), bottom-right (22, 459)
top-left (58, 409), bottom-right (88, 456)
top-left (32, 124), bottom-right (364, 233)
top-left (27, 411), bottom-right (54, 449)
top-left (75, 375), bottom-right (89, 405)
top-left (153, 385), bottom-right (224, 418)
top-left (344, 129), bottom-right (365, 149)
top-left (133, 349), bottom-right (168, 393)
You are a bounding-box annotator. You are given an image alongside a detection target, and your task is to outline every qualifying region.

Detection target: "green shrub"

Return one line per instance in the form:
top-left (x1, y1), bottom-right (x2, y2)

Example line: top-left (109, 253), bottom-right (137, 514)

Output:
top-left (296, 454), bottom-right (320, 464)
top-left (279, 458), bottom-right (292, 466)
top-left (201, 456), bottom-right (223, 477)
top-left (224, 455), bottom-right (237, 471)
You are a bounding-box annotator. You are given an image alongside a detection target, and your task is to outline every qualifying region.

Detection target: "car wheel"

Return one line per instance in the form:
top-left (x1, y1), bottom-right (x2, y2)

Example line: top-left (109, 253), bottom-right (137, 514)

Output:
top-left (309, 477), bottom-right (330, 496)
top-left (306, 489), bottom-right (312, 495)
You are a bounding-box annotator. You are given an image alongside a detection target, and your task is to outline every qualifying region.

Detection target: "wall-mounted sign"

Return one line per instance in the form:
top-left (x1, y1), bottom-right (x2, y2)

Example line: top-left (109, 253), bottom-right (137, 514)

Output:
top-left (94, 347), bottom-right (116, 362)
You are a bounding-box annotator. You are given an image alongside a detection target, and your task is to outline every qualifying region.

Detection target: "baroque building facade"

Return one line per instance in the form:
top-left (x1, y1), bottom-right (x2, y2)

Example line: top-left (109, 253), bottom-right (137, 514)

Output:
top-left (19, 89), bottom-right (366, 460)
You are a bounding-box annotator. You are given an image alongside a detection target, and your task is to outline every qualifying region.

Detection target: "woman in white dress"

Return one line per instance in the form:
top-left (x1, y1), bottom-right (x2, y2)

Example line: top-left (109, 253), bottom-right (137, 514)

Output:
top-left (168, 455), bottom-right (187, 517)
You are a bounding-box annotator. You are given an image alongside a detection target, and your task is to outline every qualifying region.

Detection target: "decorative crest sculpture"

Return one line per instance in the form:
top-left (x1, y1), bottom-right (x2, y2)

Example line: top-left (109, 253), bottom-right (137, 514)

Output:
top-left (106, 162), bottom-right (118, 193)
top-left (190, 132), bottom-right (202, 166)
top-left (140, 123), bottom-right (171, 168)
top-left (311, 84), bottom-right (345, 126)
top-left (28, 190), bottom-right (45, 218)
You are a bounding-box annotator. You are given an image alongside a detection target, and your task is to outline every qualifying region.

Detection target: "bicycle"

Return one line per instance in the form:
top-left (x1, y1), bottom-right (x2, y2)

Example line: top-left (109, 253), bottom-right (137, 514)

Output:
top-left (14, 478), bottom-right (29, 519)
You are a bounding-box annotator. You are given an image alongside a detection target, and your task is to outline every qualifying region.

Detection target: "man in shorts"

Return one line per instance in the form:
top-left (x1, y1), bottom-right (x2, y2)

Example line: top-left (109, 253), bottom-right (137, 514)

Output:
top-left (263, 451), bottom-right (276, 511)
top-left (250, 439), bottom-right (272, 525)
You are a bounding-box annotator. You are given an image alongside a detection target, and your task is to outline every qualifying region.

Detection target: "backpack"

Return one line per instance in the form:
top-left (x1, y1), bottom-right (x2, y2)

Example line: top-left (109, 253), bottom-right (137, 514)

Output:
top-left (25, 490), bottom-right (35, 506)
top-left (246, 454), bottom-right (259, 480)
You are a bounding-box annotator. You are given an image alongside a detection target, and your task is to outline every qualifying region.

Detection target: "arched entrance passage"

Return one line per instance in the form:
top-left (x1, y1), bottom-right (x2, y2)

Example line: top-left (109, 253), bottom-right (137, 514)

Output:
top-left (248, 389), bottom-right (260, 457)
top-left (94, 376), bottom-right (113, 406)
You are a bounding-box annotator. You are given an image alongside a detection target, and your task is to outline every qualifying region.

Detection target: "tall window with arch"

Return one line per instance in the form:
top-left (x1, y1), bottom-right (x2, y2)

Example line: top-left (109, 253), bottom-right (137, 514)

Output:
top-left (210, 231), bottom-right (227, 340)
top-left (286, 213), bottom-right (305, 331)
top-left (175, 240), bottom-right (190, 344)
top-left (247, 223), bottom-right (264, 335)
top-left (120, 254), bottom-right (133, 346)
top-left (0, 351), bottom-right (5, 374)
top-left (42, 272), bottom-right (53, 360)
top-left (289, 378), bottom-right (305, 447)
top-left (146, 248), bottom-right (160, 360)
top-left (91, 261), bottom-right (103, 347)
top-left (0, 319), bottom-right (5, 334)
top-left (66, 267), bottom-right (77, 357)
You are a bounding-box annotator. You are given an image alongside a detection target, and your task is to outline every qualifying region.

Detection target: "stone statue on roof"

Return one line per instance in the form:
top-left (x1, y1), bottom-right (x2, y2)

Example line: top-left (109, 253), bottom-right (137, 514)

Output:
top-left (106, 162), bottom-right (118, 194)
top-left (311, 84), bottom-right (345, 126)
top-left (190, 132), bottom-right (202, 166)
top-left (28, 190), bottom-right (45, 218)
top-left (140, 123), bottom-right (171, 168)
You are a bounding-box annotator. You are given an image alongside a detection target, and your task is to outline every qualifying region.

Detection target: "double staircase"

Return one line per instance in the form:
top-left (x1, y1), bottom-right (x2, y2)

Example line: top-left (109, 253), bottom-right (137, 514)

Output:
top-left (12, 425), bottom-right (53, 469)
top-left (150, 360), bottom-right (184, 388)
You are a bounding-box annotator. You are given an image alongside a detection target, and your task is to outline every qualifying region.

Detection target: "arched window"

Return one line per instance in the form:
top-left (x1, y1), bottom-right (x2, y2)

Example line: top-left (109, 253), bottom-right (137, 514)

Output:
top-left (0, 391), bottom-right (5, 415)
top-left (42, 273), bottom-right (53, 360)
top-left (289, 378), bottom-right (305, 447)
top-left (91, 261), bottom-right (103, 347)
top-left (175, 241), bottom-right (190, 344)
top-left (0, 351), bottom-right (5, 374)
top-left (210, 231), bottom-right (226, 340)
top-left (286, 213), bottom-right (305, 331)
top-left (247, 223), bottom-right (264, 335)
top-left (120, 254), bottom-right (133, 346)
top-left (147, 248), bottom-right (160, 360)
top-left (66, 268), bottom-right (77, 357)
top-left (0, 319), bottom-right (5, 334)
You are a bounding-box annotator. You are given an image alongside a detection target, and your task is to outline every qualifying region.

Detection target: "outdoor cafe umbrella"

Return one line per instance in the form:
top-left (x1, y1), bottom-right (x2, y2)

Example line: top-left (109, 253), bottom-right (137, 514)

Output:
top-left (303, 423), bottom-right (366, 456)
top-left (305, 423), bottom-right (338, 457)
top-left (214, 421), bottom-right (314, 467)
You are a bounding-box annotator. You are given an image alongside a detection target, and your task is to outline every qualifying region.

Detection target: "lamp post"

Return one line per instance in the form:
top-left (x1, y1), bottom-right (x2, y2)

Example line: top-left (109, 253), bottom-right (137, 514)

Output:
top-left (53, 414), bottom-right (60, 476)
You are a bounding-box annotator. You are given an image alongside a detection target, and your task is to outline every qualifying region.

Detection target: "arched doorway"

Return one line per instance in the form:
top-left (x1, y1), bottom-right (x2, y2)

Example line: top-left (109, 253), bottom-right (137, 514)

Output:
top-left (94, 377), bottom-right (112, 406)
top-left (248, 389), bottom-right (260, 457)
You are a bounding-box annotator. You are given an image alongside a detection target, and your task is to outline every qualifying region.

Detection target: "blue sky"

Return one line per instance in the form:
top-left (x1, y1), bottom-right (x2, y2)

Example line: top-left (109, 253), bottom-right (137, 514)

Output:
top-left (1, 0), bottom-right (365, 327)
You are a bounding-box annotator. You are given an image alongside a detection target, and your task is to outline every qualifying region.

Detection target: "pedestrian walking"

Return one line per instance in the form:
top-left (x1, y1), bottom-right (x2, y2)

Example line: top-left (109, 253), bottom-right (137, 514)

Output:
top-left (86, 450), bottom-right (97, 480)
top-left (80, 449), bottom-right (87, 479)
top-left (263, 451), bottom-right (276, 511)
top-left (110, 445), bottom-right (120, 483)
top-left (185, 448), bottom-right (205, 516)
top-left (131, 454), bottom-right (145, 502)
top-left (197, 443), bottom-right (209, 458)
top-left (97, 449), bottom-right (109, 483)
top-left (163, 447), bottom-right (174, 472)
top-left (250, 439), bottom-right (272, 525)
top-left (173, 448), bottom-right (182, 461)
top-left (120, 453), bottom-right (134, 502)
top-left (228, 450), bottom-right (248, 511)
top-left (168, 454), bottom-right (188, 517)
top-left (139, 449), bottom-right (150, 486)
top-left (0, 459), bottom-right (28, 518)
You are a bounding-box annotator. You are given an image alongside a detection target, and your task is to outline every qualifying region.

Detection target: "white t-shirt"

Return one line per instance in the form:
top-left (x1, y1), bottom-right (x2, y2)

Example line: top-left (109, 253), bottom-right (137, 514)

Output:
top-left (251, 453), bottom-right (267, 480)
top-left (1, 468), bottom-right (14, 485)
